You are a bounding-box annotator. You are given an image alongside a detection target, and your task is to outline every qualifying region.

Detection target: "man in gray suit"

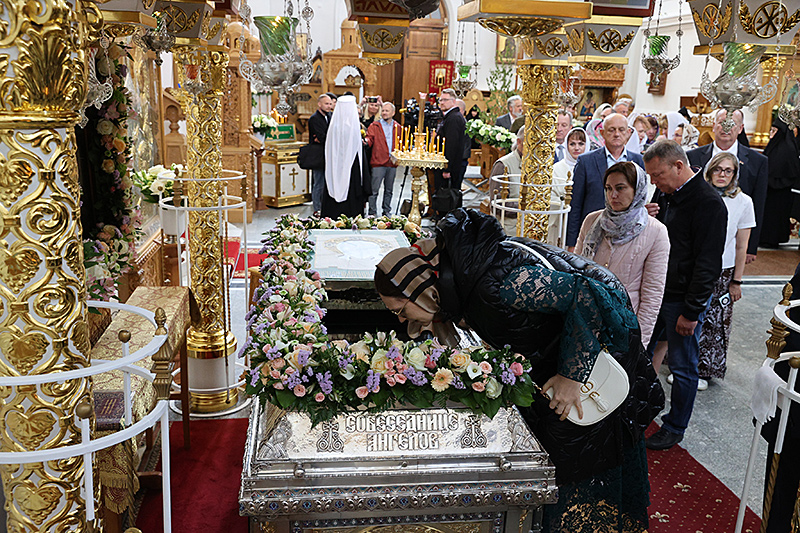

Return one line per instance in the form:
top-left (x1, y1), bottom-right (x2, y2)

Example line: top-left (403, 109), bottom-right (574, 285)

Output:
top-left (495, 95), bottom-right (523, 130)
top-left (566, 113), bottom-right (645, 250)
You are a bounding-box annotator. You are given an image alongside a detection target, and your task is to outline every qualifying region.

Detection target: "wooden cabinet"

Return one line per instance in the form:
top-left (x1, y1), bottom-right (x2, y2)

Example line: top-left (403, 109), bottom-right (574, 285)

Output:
top-left (261, 140), bottom-right (311, 208)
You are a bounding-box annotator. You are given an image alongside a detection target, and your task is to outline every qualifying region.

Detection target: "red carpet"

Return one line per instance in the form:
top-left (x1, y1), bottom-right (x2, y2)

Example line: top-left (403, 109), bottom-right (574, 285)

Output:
top-left (646, 423), bottom-right (761, 532)
top-left (135, 418), bottom-right (249, 533)
top-left (232, 248), bottom-right (267, 278)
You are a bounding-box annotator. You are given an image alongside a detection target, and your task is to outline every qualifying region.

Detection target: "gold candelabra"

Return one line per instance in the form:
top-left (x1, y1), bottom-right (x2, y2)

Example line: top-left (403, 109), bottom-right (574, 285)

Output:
top-left (391, 93), bottom-right (448, 225)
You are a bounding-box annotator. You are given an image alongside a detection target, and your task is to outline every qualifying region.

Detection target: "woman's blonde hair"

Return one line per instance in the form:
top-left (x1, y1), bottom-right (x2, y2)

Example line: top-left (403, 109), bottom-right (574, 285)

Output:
top-left (704, 152), bottom-right (740, 197)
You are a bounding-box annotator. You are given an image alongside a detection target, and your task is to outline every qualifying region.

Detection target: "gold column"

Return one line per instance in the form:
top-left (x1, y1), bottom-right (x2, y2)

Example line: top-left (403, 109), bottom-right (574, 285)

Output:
top-left (517, 63), bottom-right (570, 240)
top-left (0, 0), bottom-right (99, 530)
top-left (175, 45), bottom-right (238, 412)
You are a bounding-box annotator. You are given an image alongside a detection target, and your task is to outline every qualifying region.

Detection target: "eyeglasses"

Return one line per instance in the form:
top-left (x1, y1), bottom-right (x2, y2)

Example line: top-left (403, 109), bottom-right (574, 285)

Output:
top-left (711, 167), bottom-right (735, 176)
top-left (390, 300), bottom-right (409, 316)
top-left (439, 96), bottom-right (454, 102)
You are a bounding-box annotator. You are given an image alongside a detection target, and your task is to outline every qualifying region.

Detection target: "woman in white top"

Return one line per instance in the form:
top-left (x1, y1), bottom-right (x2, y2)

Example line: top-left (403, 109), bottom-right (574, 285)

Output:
top-left (575, 162), bottom-right (670, 347)
top-left (549, 128), bottom-right (590, 244)
top-left (697, 152), bottom-right (756, 381)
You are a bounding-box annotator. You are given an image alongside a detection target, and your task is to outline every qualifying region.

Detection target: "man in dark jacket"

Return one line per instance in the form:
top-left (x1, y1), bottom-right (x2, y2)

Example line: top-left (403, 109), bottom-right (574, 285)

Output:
top-left (686, 109), bottom-right (768, 262)
top-left (566, 113), bottom-right (645, 250)
top-left (308, 93), bottom-right (333, 215)
top-left (643, 140), bottom-right (727, 450)
top-left (435, 89), bottom-right (467, 197)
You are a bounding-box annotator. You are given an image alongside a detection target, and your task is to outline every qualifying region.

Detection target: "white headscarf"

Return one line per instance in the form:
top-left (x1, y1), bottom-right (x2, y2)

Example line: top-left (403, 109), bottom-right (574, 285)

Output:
top-left (665, 111), bottom-right (687, 140)
top-left (324, 95), bottom-right (363, 202)
top-left (563, 127), bottom-right (591, 168)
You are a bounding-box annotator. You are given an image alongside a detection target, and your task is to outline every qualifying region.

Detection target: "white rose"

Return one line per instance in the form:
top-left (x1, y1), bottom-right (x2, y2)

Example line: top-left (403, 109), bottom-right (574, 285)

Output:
top-left (485, 377), bottom-right (503, 399)
top-left (97, 120), bottom-right (114, 136)
top-left (406, 347), bottom-right (426, 371)
top-left (148, 165), bottom-right (166, 176)
top-left (283, 280), bottom-right (298, 296)
top-left (157, 169), bottom-right (176, 181)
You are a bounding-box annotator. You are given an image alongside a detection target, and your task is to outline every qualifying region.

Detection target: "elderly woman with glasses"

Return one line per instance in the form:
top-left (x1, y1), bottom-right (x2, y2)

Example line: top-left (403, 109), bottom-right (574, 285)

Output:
top-left (374, 208), bottom-right (664, 533)
top-left (693, 152), bottom-right (756, 387)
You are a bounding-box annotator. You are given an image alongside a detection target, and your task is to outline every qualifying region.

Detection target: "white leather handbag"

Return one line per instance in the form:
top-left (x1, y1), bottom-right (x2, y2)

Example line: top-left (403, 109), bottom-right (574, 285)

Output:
top-left (545, 348), bottom-right (629, 426)
top-left (505, 239), bottom-right (630, 426)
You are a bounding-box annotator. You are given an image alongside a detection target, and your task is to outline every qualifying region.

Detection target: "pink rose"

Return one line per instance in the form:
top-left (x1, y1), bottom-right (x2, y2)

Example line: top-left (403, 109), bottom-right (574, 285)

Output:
top-left (385, 376), bottom-right (396, 387)
top-left (509, 362), bottom-right (524, 376)
top-left (479, 361), bottom-right (493, 374)
top-left (394, 374), bottom-right (407, 384)
top-left (424, 356), bottom-right (436, 369)
top-left (262, 344), bottom-right (273, 353)
top-left (315, 392), bottom-right (325, 402)
top-left (385, 360), bottom-right (395, 370)
top-left (356, 386), bottom-right (369, 399)
top-left (472, 381), bottom-right (486, 392)
top-left (273, 382), bottom-right (284, 390)
top-left (271, 357), bottom-right (286, 370)
top-left (293, 384), bottom-right (306, 397)
top-left (270, 369), bottom-right (281, 379)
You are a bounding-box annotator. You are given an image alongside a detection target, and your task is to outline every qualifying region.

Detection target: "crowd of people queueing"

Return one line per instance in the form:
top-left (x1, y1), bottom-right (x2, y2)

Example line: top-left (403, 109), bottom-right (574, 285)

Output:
top-left (298, 88), bottom-right (800, 531)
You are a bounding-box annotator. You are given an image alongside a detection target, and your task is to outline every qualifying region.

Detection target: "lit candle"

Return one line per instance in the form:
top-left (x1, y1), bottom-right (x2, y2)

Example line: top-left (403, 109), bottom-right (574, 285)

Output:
top-left (442, 137), bottom-right (445, 155)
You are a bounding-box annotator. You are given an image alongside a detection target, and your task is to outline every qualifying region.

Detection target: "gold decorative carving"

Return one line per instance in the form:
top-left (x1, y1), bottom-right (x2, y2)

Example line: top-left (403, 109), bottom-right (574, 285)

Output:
top-left (0, 0), bottom-right (97, 529)
top-left (517, 64), bottom-right (571, 240)
top-left (0, 246), bottom-right (40, 292)
top-left (587, 28), bottom-right (634, 53)
top-left (201, 11), bottom-right (211, 40)
top-left (208, 21), bottom-right (223, 41)
top-left (7, 410), bottom-right (56, 449)
top-left (478, 16), bottom-right (563, 38)
top-left (0, 330), bottom-right (49, 374)
top-left (534, 36), bottom-right (567, 58)
top-left (163, 5), bottom-right (200, 34)
top-left (360, 28), bottom-right (405, 50)
top-left (693, 3), bottom-right (733, 39)
top-left (14, 483), bottom-right (62, 525)
top-left (174, 46), bottom-right (237, 365)
top-left (105, 23), bottom-right (137, 39)
top-left (568, 28), bottom-right (583, 53)
top-left (142, 0), bottom-right (155, 9)
top-left (739, 1), bottom-right (800, 39)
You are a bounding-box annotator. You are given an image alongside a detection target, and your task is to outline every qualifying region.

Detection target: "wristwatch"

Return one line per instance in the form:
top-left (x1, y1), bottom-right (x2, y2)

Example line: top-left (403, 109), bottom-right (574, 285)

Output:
top-left (730, 279), bottom-right (743, 285)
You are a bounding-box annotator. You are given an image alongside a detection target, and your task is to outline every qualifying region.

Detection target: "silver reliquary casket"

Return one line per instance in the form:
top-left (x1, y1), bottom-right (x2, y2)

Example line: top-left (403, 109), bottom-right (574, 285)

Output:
top-left (240, 399), bottom-right (557, 533)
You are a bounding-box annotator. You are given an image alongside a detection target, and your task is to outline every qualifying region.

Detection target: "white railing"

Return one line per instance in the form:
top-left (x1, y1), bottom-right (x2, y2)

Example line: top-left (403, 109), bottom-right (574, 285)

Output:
top-left (489, 173), bottom-right (571, 245)
top-left (735, 298), bottom-right (800, 533)
top-left (0, 300), bottom-right (172, 531)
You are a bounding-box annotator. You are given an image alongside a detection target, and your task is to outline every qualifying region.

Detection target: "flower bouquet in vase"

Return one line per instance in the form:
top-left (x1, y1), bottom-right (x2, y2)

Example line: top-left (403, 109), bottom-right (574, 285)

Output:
top-left (132, 163), bottom-right (187, 236)
top-left (252, 113), bottom-right (280, 141)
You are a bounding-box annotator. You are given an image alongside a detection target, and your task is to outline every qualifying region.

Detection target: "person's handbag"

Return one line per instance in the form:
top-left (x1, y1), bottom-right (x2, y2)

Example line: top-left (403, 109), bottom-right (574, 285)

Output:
top-left (505, 239), bottom-right (630, 426)
top-left (297, 143), bottom-right (324, 170)
top-left (544, 349), bottom-right (630, 426)
top-left (432, 176), bottom-right (462, 216)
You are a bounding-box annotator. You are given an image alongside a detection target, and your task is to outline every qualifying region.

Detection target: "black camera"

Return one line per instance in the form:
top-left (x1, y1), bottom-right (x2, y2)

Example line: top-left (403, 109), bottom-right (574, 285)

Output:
top-left (367, 96), bottom-right (379, 103)
top-left (402, 97), bottom-right (443, 133)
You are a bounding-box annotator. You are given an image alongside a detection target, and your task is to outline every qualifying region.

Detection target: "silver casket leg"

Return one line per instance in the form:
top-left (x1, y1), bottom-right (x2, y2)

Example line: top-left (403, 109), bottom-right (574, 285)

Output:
top-left (240, 399), bottom-right (557, 533)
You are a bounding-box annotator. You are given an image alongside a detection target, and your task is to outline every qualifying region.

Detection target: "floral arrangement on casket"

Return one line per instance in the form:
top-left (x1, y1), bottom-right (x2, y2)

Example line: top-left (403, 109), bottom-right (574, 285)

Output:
top-left (241, 213), bottom-right (538, 426)
top-left (465, 119), bottom-right (516, 151)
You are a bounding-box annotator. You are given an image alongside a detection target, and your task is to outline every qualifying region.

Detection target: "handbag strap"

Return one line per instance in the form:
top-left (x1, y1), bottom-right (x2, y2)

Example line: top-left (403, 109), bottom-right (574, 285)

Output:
top-left (505, 239), bottom-right (555, 271)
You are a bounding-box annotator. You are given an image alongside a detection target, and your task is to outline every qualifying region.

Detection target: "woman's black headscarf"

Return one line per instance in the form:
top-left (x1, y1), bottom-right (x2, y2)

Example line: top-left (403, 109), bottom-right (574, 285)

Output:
top-left (764, 119), bottom-right (800, 189)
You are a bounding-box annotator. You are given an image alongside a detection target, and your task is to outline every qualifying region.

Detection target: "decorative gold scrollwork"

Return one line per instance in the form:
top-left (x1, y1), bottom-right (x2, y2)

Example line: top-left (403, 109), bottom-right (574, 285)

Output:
top-left (535, 37), bottom-right (567, 58)
top-left (207, 21), bottom-right (223, 41)
top-left (6, 409), bottom-right (56, 449)
top-left (740, 1), bottom-right (800, 39)
top-left (142, 0), bottom-right (156, 9)
top-left (478, 16), bottom-right (563, 38)
top-left (0, 329), bottom-right (49, 374)
top-left (587, 28), bottom-right (634, 53)
top-left (568, 28), bottom-right (584, 53)
top-left (163, 4), bottom-right (200, 34)
top-left (360, 28), bottom-right (405, 50)
top-left (693, 3), bottom-right (734, 39)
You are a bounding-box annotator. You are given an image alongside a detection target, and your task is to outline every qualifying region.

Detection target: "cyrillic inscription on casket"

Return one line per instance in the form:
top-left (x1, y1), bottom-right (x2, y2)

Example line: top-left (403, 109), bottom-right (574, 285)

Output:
top-left (257, 406), bottom-right (543, 461)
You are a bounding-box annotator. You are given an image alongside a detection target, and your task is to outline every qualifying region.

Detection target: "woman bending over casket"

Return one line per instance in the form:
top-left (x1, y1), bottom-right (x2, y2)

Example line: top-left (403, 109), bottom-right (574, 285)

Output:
top-left (374, 208), bottom-right (664, 533)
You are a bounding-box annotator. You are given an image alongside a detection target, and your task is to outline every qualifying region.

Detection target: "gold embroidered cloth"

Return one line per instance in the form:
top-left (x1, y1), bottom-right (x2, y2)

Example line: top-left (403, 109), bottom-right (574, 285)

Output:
top-left (93, 286), bottom-right (192, 513)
